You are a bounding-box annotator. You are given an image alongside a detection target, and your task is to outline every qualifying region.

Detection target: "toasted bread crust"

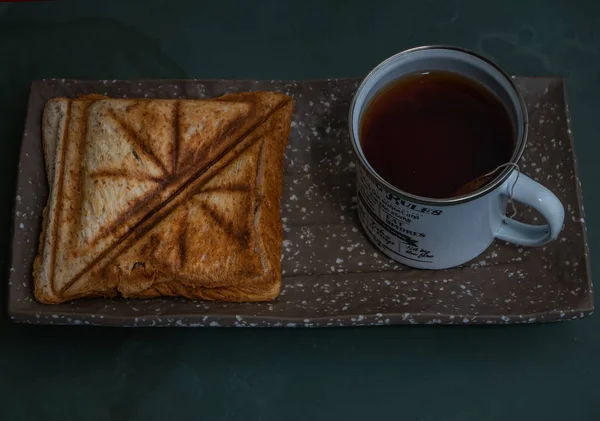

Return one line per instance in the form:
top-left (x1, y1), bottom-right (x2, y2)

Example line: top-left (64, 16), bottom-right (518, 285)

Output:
top-left (34, 92), bottom-right (293, 304)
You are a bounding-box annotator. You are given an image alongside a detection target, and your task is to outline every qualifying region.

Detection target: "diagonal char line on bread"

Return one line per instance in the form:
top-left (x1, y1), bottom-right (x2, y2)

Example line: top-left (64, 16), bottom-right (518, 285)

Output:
top-left (55, 95), bottom-right (292, 297)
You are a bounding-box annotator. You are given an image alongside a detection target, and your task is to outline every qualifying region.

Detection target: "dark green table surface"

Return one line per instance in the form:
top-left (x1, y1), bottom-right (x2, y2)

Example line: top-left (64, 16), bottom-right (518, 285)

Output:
top-left (1, 1), bottom-right (598, 420)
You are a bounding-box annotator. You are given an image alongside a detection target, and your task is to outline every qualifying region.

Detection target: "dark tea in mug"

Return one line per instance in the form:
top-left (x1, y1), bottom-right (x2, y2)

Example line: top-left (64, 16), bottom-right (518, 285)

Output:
top-left (360, 71), bottom-right (515, 199)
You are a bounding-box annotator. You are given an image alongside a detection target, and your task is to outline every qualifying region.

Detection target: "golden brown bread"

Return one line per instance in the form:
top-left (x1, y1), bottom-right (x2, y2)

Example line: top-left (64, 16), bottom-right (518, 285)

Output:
top-left (34, 92), bottom-right (293, 304)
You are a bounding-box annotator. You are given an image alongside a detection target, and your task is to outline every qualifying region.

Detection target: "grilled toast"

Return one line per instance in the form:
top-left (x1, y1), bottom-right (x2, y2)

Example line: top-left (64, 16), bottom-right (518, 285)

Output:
top-left (34, 92), bottom-right (293, 303)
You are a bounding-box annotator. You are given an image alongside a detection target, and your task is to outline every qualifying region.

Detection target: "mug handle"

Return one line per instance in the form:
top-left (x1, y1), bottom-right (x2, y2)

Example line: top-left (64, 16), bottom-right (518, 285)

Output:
top-left (494, 172), bottom-right (565, 246)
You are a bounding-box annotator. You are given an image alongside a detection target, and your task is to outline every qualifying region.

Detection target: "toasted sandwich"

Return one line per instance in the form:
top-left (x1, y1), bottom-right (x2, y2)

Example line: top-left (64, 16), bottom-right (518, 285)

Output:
top-left (34, 91), bottom-right (293, 304)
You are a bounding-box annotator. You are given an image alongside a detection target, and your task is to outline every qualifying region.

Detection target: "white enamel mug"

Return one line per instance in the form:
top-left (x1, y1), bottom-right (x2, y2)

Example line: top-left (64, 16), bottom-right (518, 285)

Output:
top-left (349, 46), bottom-right (565, 270)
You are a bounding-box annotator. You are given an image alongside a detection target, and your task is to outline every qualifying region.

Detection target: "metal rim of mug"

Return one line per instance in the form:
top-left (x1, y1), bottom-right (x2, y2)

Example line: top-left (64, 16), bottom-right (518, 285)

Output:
top-left (349, 45), bottom-right (529, 206)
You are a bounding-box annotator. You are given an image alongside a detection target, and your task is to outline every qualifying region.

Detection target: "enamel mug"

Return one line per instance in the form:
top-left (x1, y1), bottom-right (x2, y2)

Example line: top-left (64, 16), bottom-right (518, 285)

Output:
top-left (349, 46), bottom-right (565, 270)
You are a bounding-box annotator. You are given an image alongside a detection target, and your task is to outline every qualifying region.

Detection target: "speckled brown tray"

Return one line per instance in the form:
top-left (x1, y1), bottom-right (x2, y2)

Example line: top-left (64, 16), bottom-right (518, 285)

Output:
top-left (7, 77), bottom-right (593, 326)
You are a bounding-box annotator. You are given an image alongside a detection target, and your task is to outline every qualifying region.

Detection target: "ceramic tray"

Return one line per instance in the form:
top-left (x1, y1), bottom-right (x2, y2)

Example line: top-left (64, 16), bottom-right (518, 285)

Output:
top-left (7, 77), bottom-right (593, 326)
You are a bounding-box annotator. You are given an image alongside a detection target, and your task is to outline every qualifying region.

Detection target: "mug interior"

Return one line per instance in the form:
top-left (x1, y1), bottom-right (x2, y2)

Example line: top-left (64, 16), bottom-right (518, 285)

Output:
top-left (350, 46), bottom-right (528, 204)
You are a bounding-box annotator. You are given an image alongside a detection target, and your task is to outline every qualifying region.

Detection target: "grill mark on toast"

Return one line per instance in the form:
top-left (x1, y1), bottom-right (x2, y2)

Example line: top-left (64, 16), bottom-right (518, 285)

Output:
top-left (173, 101), bottom-right (180, 172)
top-left (49, 100), bottom-right (72, 296)
top-left (253, 138), bottom-right (267, 273)
top-left (197, 202), bottom-right (250, 246)
top-left (178, 207), bottom-right (189, 269)
top-left (199, 185), bottom-right (250, 194)
top-left (61, 98), bottom-right (291, 294)
top-left (107, 108), bottom-right (168, 177)
top-left (186, 138), bottom-right (259, 198)
top-left (89, 169), bottom-right (163, 183)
